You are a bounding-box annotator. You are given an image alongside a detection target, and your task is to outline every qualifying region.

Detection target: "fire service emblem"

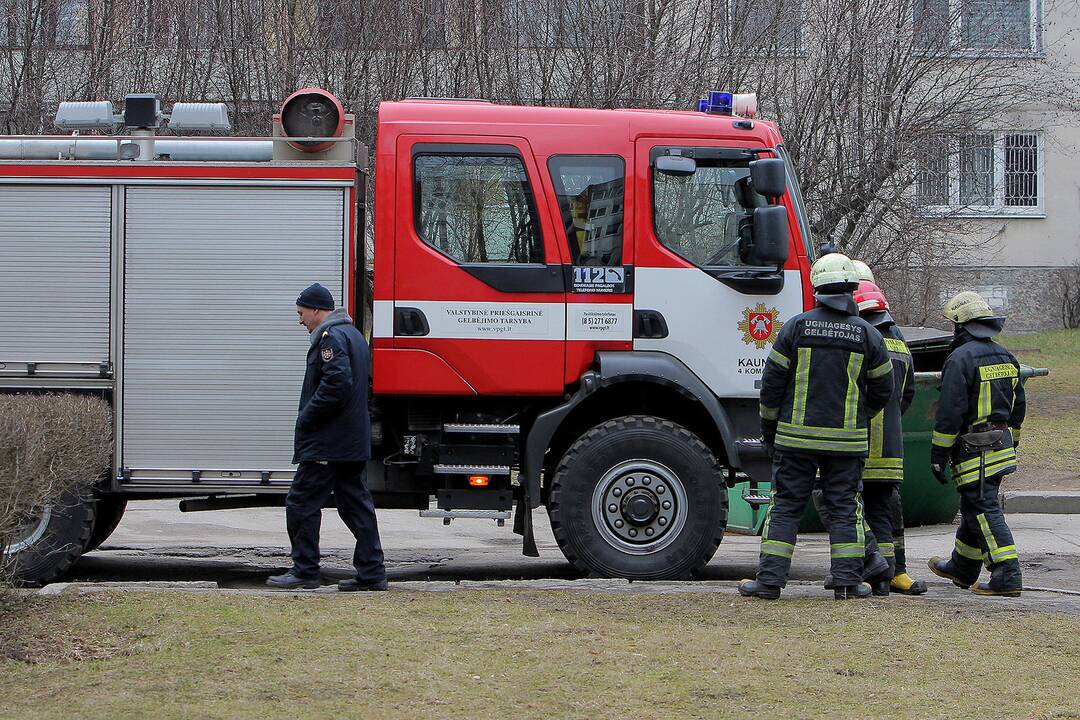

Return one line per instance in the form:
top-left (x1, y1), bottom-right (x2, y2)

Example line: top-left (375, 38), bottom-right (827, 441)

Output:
top-left (738, 304), bottom-right (783, 349)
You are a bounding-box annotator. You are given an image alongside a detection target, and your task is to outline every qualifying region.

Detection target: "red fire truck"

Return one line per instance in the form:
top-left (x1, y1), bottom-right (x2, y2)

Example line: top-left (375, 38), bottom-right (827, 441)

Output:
top-left (2, 89), bottom-right (815, 583)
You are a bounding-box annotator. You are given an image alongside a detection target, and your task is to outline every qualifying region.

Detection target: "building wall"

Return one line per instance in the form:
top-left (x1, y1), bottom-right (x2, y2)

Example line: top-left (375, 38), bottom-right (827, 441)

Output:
top-left (945, 2), bottom-right (1080, 330)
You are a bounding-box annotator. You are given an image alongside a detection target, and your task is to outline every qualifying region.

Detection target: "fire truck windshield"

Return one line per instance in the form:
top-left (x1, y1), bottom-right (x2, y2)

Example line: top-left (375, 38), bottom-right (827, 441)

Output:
top-left (652, 151), bottom-right (771, 269)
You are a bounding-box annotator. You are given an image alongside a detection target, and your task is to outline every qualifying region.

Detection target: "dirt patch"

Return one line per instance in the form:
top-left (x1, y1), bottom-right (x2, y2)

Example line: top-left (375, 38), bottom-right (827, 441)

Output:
top-left (1005, 466), bottom-right (1080, 492)
top-left (0, 595), bottom-right (143, 665)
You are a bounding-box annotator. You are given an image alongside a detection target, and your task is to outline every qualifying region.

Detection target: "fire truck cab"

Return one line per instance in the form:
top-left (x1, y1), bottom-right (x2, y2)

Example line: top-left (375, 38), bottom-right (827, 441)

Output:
top-left (1, 90), bottom-right (816, 583)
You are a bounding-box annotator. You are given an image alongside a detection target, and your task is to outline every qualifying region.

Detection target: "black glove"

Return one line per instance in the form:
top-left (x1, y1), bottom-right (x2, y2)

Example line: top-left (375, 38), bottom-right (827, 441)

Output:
top-left (760, 421), bottom-right (777, 459)
top-left (931, 463), bottom-right (949, 485)
top-left (930, 445), bottom-right (952, 466)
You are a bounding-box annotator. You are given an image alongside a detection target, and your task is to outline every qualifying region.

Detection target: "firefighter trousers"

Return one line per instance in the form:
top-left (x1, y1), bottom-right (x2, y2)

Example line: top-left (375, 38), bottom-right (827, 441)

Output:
top-left (813, 481), bottom-right (891, 579)
top-left (949, 472), bottom-right (1021, 588)
top-left (889, 485), bottom-right (908, 576)
top-left (758, 451), bottom-right (866, 588)
top-left (286, 461), bottom-right (386, 583)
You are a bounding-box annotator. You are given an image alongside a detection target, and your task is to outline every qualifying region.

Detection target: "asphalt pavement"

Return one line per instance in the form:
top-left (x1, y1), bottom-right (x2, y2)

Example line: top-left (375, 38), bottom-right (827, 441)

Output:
top-left (59, 499), bottom-right (1080, 612)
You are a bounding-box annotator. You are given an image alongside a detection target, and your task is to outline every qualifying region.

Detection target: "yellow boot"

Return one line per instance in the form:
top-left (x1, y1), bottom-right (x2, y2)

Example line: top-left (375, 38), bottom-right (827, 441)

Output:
top-left (890, 572), bottom-right (928, 595)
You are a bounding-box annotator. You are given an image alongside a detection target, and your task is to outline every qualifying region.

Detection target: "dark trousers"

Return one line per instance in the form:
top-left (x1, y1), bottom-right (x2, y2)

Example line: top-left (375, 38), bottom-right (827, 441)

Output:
top-left (889, 485), bottom-right (908, 575)
top-left (758, 451), bottom-right (866, 588)
top-left (948, 473), bottom-right (1021, 588)
top-left (285, 461), bottom-right (386, 583)
top-left (861, 482), bottom-right (897, 577)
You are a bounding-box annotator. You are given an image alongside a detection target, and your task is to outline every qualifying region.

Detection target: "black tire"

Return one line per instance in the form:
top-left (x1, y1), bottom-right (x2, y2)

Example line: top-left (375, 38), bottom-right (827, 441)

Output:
top-left (83, 495), bottom-right (128, 553)
top-left (3, 487), bottom-right (95, 585)
top-left (548, 415), bottom-right (727, 580)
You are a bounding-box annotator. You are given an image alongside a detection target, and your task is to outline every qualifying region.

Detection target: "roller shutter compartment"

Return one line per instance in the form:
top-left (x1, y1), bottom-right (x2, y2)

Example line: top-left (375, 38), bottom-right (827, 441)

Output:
top-left (0, 185), bottom-right (111, 375)
top-left (121, 186), bottom-right (345, 484)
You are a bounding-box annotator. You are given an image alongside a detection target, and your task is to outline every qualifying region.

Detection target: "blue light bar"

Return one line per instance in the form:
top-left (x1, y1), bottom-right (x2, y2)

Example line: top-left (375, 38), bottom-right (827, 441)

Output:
top-left (696, 91), bottom-right (734, 115)
top-left (709, 91), bottom-right (733, 115)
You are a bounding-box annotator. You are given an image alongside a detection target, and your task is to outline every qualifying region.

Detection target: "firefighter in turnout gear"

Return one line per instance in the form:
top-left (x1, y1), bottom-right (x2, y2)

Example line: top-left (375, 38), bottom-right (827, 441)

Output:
top-left (927, 292), bottom-right (1025, 597)
top-left (853, 281), bottom-right (927, 595)
top-left (739, 254), bottom-right (894, 600)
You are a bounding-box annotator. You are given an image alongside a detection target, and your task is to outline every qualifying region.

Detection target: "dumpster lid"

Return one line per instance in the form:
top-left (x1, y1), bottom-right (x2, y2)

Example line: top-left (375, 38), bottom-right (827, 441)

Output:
top-left (898, 325), bottom-right (952, 348)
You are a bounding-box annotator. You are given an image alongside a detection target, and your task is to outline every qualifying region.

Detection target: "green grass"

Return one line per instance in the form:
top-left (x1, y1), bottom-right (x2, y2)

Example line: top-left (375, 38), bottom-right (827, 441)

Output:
top-left (1003, 329), bottom-right (1080, 471)
top-left (3, 592), bottom-right (1080, 720)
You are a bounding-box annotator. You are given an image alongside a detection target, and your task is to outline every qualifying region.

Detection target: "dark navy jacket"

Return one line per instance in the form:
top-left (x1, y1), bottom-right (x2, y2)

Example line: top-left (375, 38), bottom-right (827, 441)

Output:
top-left (293, 309), bottom-right (371, 463)
top-left (863, 323), bottom-right (915, 482)
top-left (759, 293), bottom-right (893, 456)
top-left (930, 327), bottom-right (1025, 484)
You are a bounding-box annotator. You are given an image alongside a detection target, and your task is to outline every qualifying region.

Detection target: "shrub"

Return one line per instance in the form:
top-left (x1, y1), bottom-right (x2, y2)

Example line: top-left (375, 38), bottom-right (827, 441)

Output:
top-left (0, 394), bottom-right (112, 585)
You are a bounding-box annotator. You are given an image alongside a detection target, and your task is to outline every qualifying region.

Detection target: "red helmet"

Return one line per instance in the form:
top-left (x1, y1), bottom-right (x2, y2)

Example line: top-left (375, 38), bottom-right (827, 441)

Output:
top-left (854, 280), bottom-right (889, 313)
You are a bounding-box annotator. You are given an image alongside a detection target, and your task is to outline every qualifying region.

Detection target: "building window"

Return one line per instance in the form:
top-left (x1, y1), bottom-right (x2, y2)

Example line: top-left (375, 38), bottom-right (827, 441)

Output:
top-left (413, 152), bottom-right (544, 265)
top-left (917, 132), bottom-right (1042, 214)
top-left (914, 0), bottom-right (1040, 54)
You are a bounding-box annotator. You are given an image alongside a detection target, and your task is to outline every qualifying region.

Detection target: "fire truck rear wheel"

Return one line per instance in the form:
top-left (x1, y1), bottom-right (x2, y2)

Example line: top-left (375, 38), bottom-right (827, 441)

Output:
top-left (3, 487), bottom-right (95, 585)
top-left (84, 495), bottom-right (127, 553)
top-left (548, 415), bottom-right (727, 580)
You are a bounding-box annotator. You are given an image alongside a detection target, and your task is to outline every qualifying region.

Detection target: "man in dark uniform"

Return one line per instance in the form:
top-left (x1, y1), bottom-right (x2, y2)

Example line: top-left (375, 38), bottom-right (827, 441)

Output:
top-left (739, 253), bottom-right (894, 600)
top-left (267, 282), bottom-right (387, 591)
top-left (927, 291), bottom-right (1025, 597)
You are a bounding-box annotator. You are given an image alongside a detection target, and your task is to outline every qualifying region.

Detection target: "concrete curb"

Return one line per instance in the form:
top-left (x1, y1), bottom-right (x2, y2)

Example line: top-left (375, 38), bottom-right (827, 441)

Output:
top-left (1003, 490), bottom-right (1080, 514)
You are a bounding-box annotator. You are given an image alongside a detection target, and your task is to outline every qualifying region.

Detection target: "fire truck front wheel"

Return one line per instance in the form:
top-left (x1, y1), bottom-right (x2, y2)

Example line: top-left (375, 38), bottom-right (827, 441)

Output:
top-left (3, 487), bottom-right (95, 585)
top-left (548, 415), bottom-right (727, 580)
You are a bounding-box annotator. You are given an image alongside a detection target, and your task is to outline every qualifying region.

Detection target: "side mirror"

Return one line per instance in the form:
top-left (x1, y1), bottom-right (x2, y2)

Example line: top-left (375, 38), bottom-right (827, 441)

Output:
top-left (749, 158), bottom-right (786, 200)
top-left (655, 155), bottom-right (696, 177)
top-left (749, 206), bottom-right (790, 265)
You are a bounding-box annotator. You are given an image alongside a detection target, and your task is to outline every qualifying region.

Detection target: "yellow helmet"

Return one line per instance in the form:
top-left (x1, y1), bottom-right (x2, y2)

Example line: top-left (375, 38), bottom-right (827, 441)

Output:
top-left (943, 291), bottom-right (995, 325)
top-left (851, 259), bottom-right (875, 283)
top-left (809, 253), bottom-right (859, 290)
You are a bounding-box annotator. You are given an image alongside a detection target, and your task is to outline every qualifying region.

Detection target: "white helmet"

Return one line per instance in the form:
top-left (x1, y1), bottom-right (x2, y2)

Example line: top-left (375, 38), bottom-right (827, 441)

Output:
top-left (810, 253), bottom-right (860, 290)
top-left (851, 259), bottom-right (875, 284)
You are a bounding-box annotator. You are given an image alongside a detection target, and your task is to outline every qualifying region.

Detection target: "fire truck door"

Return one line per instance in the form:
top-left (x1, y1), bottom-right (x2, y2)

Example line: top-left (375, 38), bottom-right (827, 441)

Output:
top-left (633, 141), bottom-right (804, 398)
top-left (390, 137), bottom-right (566, 395)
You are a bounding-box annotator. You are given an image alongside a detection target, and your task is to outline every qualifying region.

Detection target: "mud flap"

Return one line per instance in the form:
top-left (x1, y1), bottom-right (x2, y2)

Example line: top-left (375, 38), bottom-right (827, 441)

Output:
top-left (513, 498), bottom-right (540, 557)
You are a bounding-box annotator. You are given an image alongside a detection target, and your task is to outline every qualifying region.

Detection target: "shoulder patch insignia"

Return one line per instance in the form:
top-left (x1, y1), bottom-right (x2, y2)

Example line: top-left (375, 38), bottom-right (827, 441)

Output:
top-left (321, 347), bottom-right (334, 361)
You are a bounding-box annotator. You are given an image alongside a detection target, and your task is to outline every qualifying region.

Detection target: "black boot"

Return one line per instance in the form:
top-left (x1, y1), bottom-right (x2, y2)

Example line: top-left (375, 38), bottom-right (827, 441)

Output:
top-left (834, 583), bottom-right (872, 599)
top-left (266, 570), bottom-right (320, 589)
top-left (338, 577), bottom-right (389, 592)
top-left (869, 578), bottom-right (891, 596)
top-left (738, 579), bottom-right (781, 599)
top-left (971, 580), bottom-right (1020, 597)
top-left (823, 574), bottom-right (835, 590)
top-left (927, 556), bottom-right (974, 589)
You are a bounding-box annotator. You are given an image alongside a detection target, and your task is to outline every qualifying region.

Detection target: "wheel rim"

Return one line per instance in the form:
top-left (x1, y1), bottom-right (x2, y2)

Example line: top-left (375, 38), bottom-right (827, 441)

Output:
top-left (4, 506), bottom-right (52, 555)
top-left (591, 459), bottom-right (688, 555)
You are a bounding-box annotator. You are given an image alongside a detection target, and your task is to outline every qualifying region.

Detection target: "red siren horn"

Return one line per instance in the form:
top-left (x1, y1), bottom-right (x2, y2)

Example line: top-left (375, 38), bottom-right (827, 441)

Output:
top-left (279, 88), bottom-right (345, 153)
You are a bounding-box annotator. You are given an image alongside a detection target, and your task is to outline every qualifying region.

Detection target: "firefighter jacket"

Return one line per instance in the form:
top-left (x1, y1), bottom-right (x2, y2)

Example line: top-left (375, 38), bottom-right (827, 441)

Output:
top-left (759, 293), bottom-right (894, 456)
top-left (293, 308), bottom-right (372, 464)
top-left (864, 323), bottom-right (915, 482)
top-left (930, 328), bottom-right (1026, 486)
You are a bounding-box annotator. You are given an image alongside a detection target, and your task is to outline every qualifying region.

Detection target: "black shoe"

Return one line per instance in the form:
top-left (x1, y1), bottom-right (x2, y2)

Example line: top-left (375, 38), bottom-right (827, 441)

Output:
top-left (266, 571), bottom-right (320, 589)
top-left (738, 579), bottom-right (781, 599)
top-left (971, 581), bottom-right (1020, 597)
top-left (927, 557), bottom-right (973, 589)
top-left (834, 583), bottom-right (872, 599)
top-left (823, 574), bottom-right (836, 590)
top-left (338, 577), bottom-right (389, 592)
top-left (870, 578), bottom-right (891, 597)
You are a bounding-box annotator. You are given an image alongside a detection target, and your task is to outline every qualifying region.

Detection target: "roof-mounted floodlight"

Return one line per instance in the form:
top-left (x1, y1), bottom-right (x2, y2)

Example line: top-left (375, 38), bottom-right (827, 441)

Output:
top-left (54, 101), bottom-right (117, 131)
top-left (168, 102), bottom-right (231, 133)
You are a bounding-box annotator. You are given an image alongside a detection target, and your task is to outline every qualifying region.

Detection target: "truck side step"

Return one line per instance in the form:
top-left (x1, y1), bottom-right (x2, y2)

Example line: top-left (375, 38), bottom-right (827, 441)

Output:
top-left (432, 464), bottom-right (512, 475)
top-left (420, 509), bottom-right (512, 526)
top-left (442, 423), bottom-right (520, 434)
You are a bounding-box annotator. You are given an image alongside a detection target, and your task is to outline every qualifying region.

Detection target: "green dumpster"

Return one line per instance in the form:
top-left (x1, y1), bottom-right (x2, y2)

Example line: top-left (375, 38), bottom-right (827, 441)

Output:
top-left (725, 327), bottom-right (1048, 534)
